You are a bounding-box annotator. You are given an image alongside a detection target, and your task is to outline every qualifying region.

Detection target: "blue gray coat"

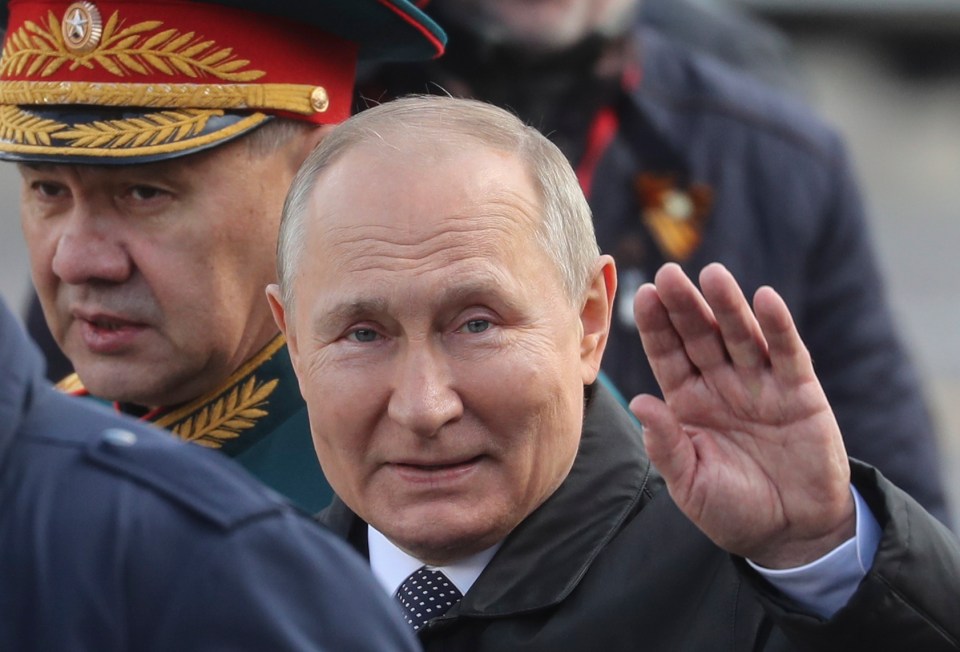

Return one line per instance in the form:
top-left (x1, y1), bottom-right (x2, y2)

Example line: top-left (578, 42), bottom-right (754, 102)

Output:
top-left (0, 301), bottom-right (417, 651)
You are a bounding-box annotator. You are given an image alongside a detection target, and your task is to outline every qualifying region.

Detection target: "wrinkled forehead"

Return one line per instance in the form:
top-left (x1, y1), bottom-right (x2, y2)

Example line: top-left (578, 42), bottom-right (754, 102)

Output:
top-left (296, 136), bottom-right (547, 278)
top-left (314, 132), bottom-right (541, 230)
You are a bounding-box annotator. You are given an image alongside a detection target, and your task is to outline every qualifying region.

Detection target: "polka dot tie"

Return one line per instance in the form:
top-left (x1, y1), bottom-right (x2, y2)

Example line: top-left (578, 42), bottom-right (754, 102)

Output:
top-left (394, 566), bottom-right (463, 632)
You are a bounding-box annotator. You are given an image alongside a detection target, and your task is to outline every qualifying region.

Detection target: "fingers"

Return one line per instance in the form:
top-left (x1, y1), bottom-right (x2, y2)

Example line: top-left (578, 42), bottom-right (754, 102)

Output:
top-left (633, 280), bottom-right (697, 393)
top-left (636, 263), bottom-right (807, 387)
top-left (753, 285), bottom-right (815, 386)
top-left (699, 264), bottom-right (769, 371)
top-left (651, 263), bottom-right (730, 374)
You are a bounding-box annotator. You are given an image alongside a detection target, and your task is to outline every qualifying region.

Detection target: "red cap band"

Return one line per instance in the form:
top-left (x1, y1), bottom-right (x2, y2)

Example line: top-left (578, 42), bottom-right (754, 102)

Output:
top-left (1, 0), bottom-right (358, 123)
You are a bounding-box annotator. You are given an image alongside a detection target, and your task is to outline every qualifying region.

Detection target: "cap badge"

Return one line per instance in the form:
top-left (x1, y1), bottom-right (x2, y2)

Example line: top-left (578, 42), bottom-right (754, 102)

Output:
top-left (61, 2), bottom-right (103, 54)
top-left (1, 9), bottom-right (265, 82)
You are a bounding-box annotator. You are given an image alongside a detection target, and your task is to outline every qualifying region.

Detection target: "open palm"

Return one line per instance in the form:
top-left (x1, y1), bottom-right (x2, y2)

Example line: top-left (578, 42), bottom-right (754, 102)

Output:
top-left (630, 263), bottom-right (855, 568)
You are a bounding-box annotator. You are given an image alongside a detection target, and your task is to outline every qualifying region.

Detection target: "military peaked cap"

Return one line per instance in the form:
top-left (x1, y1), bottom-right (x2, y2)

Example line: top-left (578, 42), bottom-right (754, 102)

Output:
top-left (0, 0), bottom-right (445, 163)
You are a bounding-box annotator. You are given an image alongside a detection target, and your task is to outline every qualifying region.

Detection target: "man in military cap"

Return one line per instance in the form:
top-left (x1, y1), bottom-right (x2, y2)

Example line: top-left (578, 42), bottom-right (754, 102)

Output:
top-left (0, 0), bottom-right (445, 511)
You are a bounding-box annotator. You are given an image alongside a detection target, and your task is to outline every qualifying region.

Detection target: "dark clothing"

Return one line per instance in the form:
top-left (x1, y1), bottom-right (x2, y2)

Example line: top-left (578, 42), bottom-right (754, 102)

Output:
top-left (0, 301), bottom-right (418, 652)
top-left (57, 334), bottom-right (334, 513)
top-left (320, 384), bottom-right (960, 651)
top-left (641, 0), bottom-right (805, 95)
top-left (356, 24), bottom-right (950, 524)
top-left (24, 291), bottom-right (71, 382)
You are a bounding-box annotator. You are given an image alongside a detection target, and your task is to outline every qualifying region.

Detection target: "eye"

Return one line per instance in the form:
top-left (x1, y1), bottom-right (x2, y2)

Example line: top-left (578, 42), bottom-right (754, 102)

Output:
top-left (126, 185), bottom-right (168, 201)
top-left (347, 328), bottom-right (380, 343)
top-left (462, 319), bottom-right (491, 334)
top-left (30, 181), bottom-right (69, 199)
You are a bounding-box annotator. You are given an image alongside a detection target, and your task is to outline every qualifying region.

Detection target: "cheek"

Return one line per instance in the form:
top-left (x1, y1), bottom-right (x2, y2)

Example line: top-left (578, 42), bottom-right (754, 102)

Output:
top-left (21, 213), bottom-right (58, 282)
top-left (302, 361), bottom-right (379, 454)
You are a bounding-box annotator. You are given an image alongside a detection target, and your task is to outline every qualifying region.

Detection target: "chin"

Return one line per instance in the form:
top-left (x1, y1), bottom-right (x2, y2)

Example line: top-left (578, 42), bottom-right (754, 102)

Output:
top-left (388, 514), bottom-right (508, 565)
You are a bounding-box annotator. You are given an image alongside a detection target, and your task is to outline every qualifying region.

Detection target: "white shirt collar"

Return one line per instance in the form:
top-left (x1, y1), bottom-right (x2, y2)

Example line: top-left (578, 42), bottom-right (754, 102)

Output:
top-left (368, 525), bottom-right (501, 597)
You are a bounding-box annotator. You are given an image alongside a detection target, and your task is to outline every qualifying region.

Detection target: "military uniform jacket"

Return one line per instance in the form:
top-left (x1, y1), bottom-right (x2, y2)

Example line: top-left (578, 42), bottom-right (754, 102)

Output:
top-left (320, 384), bottom-right (960, 651)
top-left (357, 23), bottom-right (949, 525)
top-left (0, 302), bottom-right (418, 652)
top-left (59, 334), bottom-right (332, 512)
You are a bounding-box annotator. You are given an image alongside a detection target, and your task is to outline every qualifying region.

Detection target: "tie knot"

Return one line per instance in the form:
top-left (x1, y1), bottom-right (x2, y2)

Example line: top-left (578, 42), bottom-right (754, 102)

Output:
top-left (395, 566), bottom-right (463, 632)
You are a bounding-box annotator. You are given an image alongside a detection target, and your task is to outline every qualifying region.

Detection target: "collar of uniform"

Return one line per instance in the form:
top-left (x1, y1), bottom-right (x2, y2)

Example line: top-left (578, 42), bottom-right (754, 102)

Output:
top-left (56, 333), bottom-right (294, 454)
top-left (319, 383), bottom-right (663, 618)
top-left (149, 333), bottom-right (290, 453)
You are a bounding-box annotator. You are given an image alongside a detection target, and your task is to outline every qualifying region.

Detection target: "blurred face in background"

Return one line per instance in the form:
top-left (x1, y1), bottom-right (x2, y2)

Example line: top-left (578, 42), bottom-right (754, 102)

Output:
top-left (433, 0), bottom-right (639, 52)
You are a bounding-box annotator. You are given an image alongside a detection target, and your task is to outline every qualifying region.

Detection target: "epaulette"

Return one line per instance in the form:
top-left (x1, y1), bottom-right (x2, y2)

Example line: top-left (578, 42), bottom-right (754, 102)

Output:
top-left (82, 423), bottom-right (293, 531)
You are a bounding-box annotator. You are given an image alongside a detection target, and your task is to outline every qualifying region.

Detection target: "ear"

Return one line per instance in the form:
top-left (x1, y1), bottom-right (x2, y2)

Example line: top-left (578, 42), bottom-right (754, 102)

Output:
top-left (579, 255), bottom-right (617, 384)
top-left (266, 283), bottom-right (300, 377)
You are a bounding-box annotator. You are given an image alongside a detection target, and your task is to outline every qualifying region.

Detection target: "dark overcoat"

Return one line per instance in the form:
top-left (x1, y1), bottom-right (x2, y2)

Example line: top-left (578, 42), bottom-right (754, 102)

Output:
top-left (321, 384), bottom-right (960, 651)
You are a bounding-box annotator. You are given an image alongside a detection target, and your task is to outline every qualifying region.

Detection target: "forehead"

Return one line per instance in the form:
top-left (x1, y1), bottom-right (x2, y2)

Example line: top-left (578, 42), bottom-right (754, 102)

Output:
top-left (307, 134), bottom-right (542, 259)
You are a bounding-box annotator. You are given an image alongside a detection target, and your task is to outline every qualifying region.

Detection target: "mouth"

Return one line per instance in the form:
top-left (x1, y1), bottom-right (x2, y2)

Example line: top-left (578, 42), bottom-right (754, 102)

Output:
top-left (73, 310), bottom-right (150, 354)
top-left (86, 315), bottom-right (139, 331)
top-left (73, 307), bottom-right (148, 329)
top-left (390, 455), bottom-right (484, 482)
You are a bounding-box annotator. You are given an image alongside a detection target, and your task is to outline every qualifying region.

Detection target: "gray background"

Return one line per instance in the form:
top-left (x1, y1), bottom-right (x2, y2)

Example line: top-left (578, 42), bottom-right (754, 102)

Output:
top-left (2, 2), bottom-right (959, 525)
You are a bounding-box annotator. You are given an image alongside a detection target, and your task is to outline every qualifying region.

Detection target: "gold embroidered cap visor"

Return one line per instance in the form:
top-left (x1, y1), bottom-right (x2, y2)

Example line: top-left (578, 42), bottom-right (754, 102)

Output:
top-left (0, 0), bottom-right (445, 164)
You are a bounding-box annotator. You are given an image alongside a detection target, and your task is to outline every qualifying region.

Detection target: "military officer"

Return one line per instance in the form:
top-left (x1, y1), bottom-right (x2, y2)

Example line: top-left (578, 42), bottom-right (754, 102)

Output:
top-left (0, 0), bottom-right (445, 511)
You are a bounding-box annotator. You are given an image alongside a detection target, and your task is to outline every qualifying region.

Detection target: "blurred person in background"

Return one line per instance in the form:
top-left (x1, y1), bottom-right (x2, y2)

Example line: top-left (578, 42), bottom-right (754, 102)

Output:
top-left (0, 0), bottom-right (445, 513)
top-left (354, 0), bottom-right (952, 525)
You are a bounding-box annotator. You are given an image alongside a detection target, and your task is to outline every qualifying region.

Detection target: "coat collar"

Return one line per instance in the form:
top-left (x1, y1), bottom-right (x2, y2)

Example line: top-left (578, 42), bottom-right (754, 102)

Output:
top-left (320, 383), bottom-right (662, 617)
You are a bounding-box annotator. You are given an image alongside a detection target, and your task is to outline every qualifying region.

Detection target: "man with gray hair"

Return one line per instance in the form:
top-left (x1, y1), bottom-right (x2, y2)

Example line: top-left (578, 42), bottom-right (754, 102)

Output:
top-left (356, 0), bottom-right (951, 525)
top-left (268, 95), bottom-right (959, 650)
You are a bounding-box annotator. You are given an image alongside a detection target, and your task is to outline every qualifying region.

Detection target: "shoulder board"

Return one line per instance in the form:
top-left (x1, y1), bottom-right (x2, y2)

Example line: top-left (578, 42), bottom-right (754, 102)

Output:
top-left (82, 422), bottom-right (294, 530)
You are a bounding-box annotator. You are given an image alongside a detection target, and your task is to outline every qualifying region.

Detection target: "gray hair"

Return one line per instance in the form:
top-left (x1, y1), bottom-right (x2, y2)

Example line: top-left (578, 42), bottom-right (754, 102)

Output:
top-left (276, 95), bottom-right (600, 310)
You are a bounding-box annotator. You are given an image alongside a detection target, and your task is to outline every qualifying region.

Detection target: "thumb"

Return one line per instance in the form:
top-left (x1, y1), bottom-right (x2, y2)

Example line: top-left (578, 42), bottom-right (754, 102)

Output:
top-left (630, 394), bottom-right (695, 494)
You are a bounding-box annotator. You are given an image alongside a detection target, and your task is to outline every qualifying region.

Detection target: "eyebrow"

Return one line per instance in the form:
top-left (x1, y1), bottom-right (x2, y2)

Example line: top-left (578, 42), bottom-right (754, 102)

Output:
top-left (311, 298), bottom-right (389, 334)
top-left (311, 277), bottom-right (520, 332)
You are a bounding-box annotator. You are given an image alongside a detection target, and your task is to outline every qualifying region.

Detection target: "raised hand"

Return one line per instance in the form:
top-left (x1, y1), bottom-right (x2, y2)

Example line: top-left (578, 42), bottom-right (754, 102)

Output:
top-left (630, 262), bottom-right (855, 568)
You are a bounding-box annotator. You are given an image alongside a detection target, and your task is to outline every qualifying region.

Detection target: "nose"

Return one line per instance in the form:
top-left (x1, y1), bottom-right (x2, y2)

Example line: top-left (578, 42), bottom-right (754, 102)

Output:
top-left (388, 341), bottom-right (463, 438)
top-left (51, 208), bottom-right (132, 285)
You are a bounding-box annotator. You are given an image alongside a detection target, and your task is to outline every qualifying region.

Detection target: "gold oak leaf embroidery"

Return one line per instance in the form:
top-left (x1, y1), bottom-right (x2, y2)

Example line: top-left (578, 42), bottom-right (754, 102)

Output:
top-left (0, 10), bottom-right (265, 82)
top-left (0, 105), bottom-right (67, 145)
top-left (53, 108), bottom-right (223, 148)
top-left (172, 376), bottom-right (278, 448)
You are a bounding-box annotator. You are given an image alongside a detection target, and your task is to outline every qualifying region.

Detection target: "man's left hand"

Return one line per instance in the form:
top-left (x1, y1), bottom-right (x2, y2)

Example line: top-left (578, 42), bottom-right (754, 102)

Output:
top-left (630, 262), bottom-right (855, 569)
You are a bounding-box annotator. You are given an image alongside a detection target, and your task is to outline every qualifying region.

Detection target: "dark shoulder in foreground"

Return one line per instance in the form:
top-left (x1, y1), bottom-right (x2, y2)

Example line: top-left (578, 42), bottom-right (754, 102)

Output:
top-left (22, 385), bottom-right (297, 528)
top-left (3, 382), bottom-right (419, 651)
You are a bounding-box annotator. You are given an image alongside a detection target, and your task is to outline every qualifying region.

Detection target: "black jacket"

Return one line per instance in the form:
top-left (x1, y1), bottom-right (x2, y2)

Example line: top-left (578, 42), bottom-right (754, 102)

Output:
top-left (0, 301), bottom-right (418, 652)
top-left (320, 384), bottom-right (960, 651)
